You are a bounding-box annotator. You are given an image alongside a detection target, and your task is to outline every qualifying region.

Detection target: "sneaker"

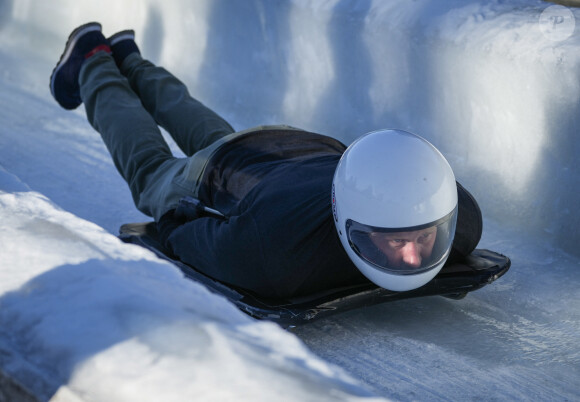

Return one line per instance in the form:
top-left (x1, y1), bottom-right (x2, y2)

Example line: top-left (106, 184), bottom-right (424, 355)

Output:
top-left (49, 22), bottom-right (111, 110)
top-left (108, 29), bottom-right (140, 68)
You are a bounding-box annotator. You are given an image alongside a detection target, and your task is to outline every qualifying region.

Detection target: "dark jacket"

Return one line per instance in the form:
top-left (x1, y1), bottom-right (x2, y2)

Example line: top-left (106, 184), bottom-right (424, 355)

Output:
top-left (158, 129), bottom-right (369, 299)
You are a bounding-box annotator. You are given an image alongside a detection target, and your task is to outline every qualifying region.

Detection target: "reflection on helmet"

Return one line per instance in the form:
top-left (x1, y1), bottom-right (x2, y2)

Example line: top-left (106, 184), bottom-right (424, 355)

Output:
top-left (332, 129), bottom-right (458, 291)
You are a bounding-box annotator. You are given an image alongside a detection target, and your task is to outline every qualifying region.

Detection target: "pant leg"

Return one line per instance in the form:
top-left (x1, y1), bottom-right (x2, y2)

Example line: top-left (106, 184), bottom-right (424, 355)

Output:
top-left (79, 52), bottom-right (191, 219)
top-left (119, 53), bottom-right (235, 156)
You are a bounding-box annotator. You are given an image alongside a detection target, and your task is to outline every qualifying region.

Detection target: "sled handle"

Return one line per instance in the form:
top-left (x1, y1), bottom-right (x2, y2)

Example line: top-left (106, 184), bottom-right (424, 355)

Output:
top-left (179, 196), bottom-right (226, 219)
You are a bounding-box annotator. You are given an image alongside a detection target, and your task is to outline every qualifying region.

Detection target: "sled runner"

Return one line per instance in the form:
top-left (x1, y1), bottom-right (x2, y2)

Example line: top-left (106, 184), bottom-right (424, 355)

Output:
top-left (119, 222), bottom-right (510, 328)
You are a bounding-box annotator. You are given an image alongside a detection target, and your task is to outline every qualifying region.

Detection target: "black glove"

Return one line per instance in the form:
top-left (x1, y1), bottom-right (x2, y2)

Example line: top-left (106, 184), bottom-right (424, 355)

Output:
top-left (174, 196), bottom-right (208, 221)
top-left (156, 209), bottom-right (185, 246)
top-left (156, 197), bottom-right (224, 246)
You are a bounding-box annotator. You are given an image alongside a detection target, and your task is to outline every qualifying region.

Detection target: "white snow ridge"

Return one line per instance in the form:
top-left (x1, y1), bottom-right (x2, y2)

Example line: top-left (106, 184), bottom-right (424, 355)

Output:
top-left (1, 1), bottom-right (579, 401)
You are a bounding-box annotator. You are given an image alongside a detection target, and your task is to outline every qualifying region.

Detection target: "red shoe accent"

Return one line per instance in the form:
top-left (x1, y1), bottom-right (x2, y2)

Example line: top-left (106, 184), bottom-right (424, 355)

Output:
top-left (85, 44), bottom-right (112, 59)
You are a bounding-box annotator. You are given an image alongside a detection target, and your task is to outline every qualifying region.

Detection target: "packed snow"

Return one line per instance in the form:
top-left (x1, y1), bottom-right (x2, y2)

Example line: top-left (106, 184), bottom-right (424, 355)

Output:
top-left (0, 0), bottom-right (579, 400)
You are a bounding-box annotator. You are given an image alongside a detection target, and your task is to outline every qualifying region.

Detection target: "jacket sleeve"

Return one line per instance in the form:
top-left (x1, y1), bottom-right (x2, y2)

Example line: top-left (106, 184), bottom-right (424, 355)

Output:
top-left (162, 213), bottom-right (279, 297)
top-left (157, 209), bottom-right (183, 246)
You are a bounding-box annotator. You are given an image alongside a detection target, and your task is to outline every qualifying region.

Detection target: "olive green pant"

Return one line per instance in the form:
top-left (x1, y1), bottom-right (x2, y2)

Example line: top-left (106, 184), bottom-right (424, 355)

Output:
top-left (80, 52), bottom-right (296, 220)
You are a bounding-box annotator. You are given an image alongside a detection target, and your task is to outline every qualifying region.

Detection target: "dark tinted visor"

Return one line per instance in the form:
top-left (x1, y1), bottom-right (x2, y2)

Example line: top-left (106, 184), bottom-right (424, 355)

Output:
top-left (346, 208), bottom-right (457, 275)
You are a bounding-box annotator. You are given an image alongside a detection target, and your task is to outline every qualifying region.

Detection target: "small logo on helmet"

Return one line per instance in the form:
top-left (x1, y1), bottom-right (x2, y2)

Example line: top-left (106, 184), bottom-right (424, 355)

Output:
top-left (332, 184), bottom-right (338, 222)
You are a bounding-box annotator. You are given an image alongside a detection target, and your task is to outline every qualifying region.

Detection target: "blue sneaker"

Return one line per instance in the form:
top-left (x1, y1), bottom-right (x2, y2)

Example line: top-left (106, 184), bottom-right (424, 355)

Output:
top-left (108, 29), bottom-right (140, 68)
top-left (50, 22), bottom-right (111, 110)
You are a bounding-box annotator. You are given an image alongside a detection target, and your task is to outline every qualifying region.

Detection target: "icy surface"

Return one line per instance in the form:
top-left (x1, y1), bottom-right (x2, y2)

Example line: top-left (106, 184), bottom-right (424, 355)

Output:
top-left (0, 0), bottom-right (579, 400)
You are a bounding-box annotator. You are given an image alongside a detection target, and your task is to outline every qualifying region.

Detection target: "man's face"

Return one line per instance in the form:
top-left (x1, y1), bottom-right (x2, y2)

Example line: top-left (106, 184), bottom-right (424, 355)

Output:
top-left (369, 227), bottom-right (437, 269)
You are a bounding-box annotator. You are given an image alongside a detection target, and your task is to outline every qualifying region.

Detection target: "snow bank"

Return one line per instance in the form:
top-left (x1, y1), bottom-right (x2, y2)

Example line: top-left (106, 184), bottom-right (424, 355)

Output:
top-left (0, 168), bottom-right (375, 400)
top-left (0, 0), bottom-right (579, 400)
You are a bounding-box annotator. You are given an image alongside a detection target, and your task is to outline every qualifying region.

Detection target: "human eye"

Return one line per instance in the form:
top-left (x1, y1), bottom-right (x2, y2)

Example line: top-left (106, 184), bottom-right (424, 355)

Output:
top-left (389, 239), bottom-right (407, 248)
top-left (418, 232), bottom-right (434, 243)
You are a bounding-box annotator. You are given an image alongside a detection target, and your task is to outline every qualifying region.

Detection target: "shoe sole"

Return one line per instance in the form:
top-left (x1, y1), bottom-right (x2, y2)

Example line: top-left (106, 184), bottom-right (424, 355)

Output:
top-left (49, 22), bottom-right (102, 102)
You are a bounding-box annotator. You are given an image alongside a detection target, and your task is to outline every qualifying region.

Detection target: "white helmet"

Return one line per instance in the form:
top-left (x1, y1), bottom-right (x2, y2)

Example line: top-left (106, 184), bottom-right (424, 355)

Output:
top-left (332, 129), bottom-right (458, 291)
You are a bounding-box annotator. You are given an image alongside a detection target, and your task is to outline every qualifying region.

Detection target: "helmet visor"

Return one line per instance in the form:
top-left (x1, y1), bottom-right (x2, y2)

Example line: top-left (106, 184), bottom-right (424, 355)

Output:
top-left (346, 208), bottom-right (457, 276)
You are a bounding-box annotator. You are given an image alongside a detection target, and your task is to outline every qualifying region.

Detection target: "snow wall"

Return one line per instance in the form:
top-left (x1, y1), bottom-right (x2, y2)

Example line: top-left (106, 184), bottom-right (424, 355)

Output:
top-left (4, 0), bottom-right (580, 256)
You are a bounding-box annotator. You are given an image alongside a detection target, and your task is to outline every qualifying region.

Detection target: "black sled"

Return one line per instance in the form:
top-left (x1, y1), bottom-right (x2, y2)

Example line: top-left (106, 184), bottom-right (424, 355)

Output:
top-left (119, 222), bottom-right (510, 328)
